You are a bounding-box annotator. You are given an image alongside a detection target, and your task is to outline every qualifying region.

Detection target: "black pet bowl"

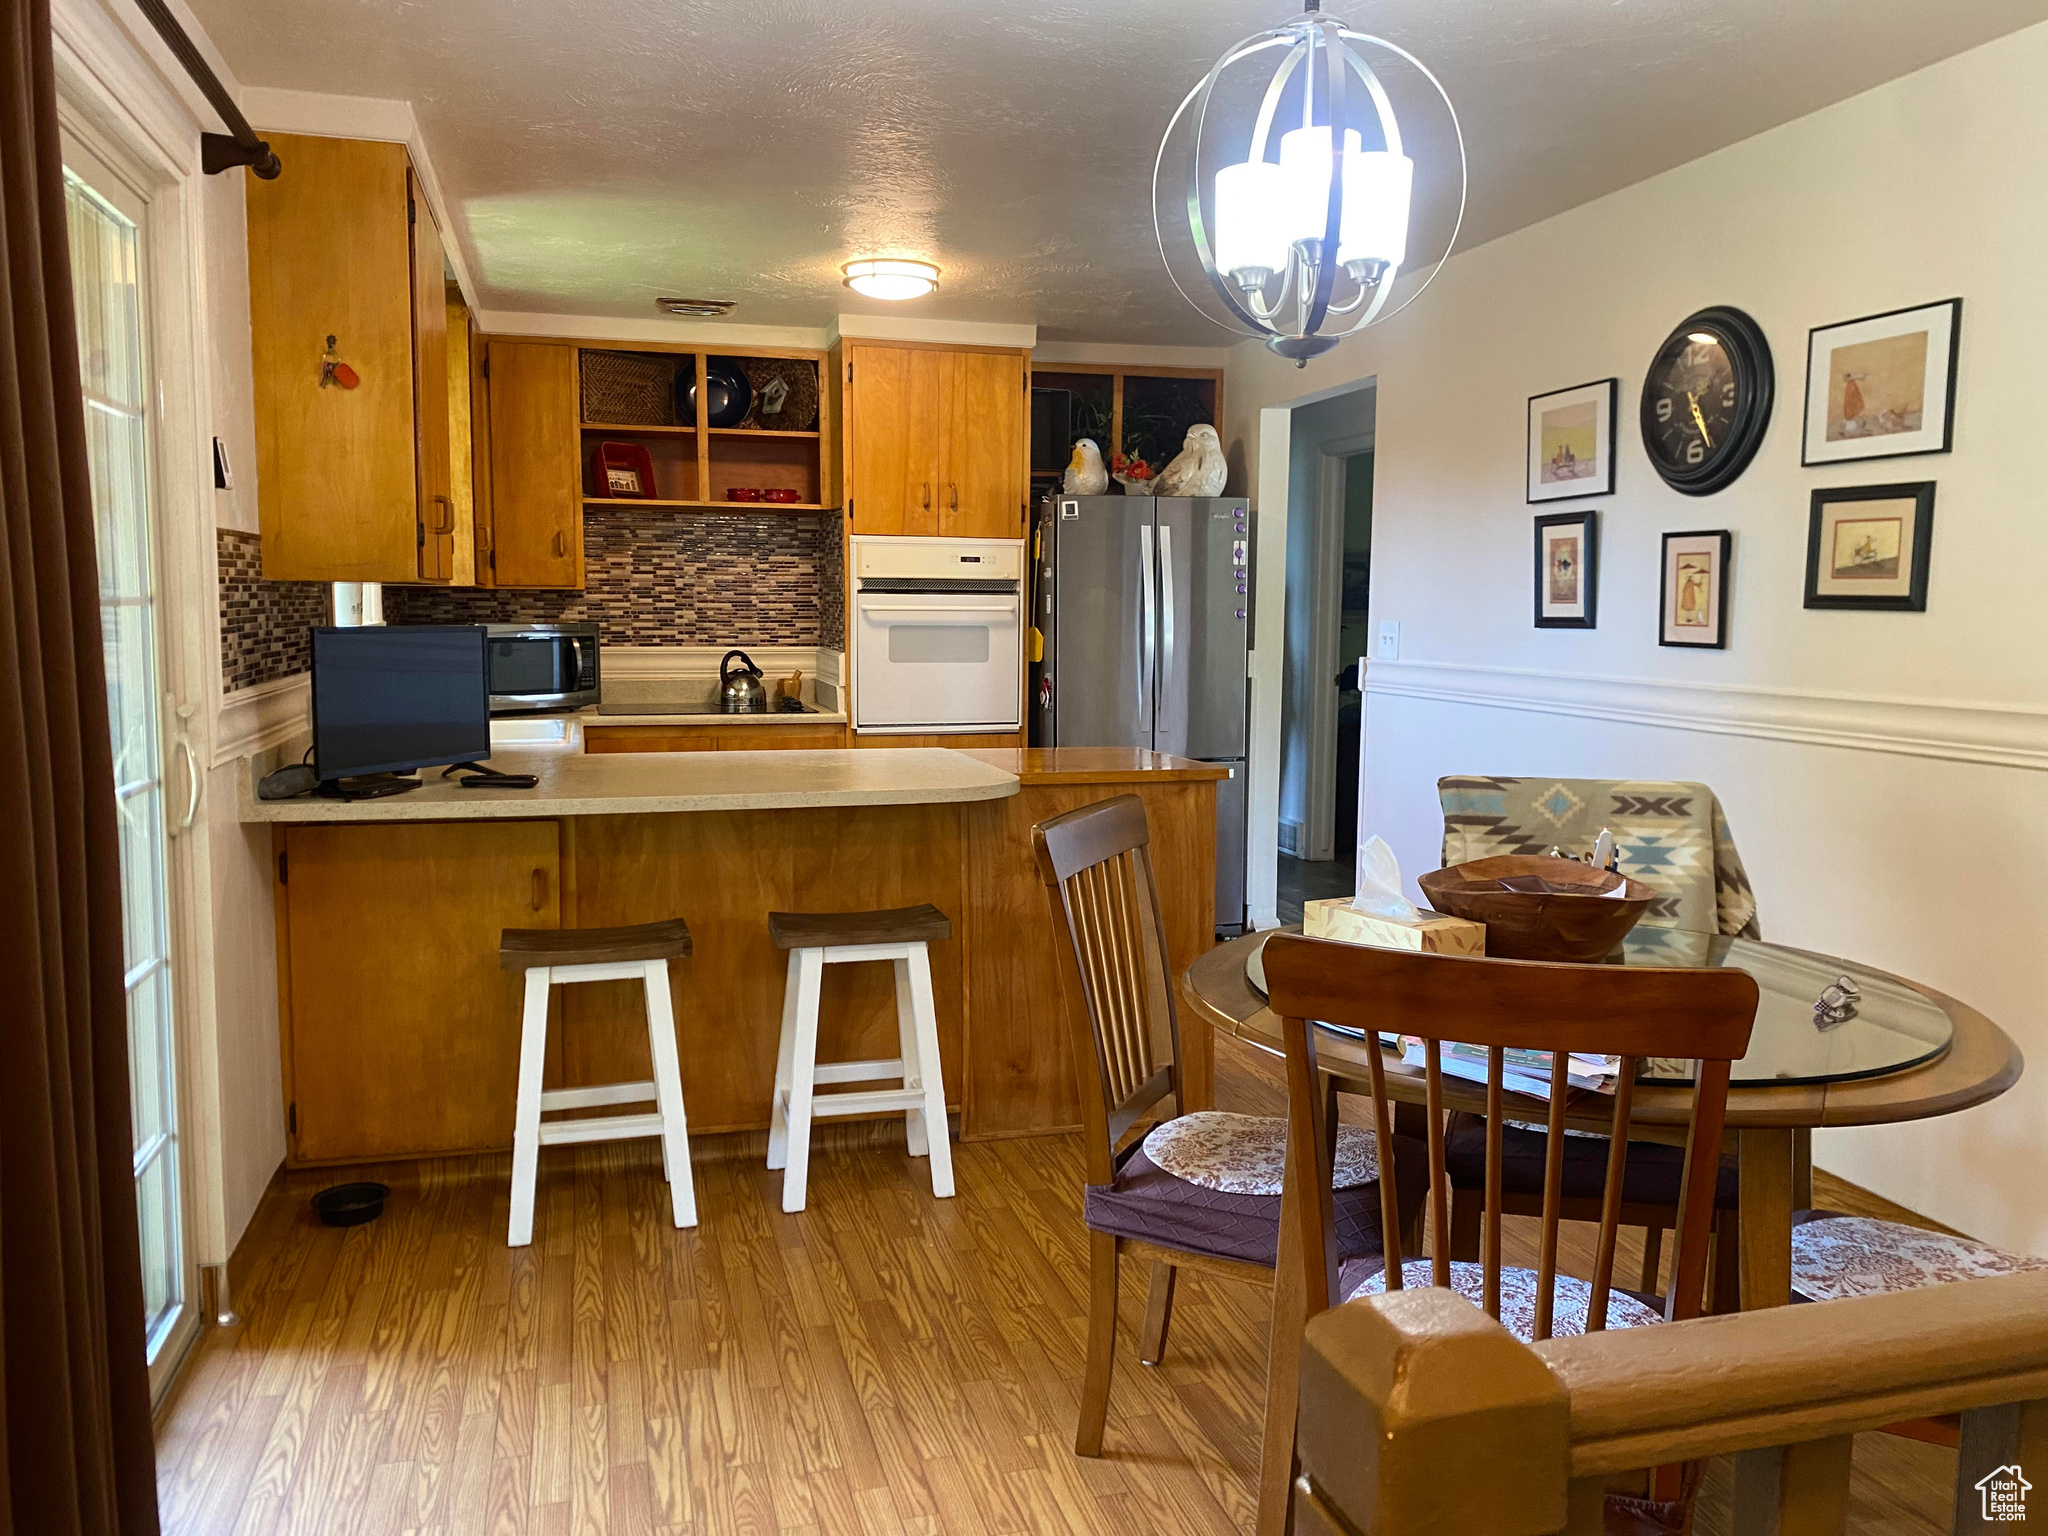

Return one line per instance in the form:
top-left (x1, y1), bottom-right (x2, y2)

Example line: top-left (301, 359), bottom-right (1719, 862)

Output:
top-left (311, 1181), bottom-right (390, 1227)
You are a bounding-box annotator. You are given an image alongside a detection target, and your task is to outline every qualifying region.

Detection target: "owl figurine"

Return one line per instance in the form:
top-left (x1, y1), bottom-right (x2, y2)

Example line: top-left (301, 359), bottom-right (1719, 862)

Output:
top-left (1154, 424), bottom-right (1227, 498)
top-left (1062, 438), bottom-right (1108, 495)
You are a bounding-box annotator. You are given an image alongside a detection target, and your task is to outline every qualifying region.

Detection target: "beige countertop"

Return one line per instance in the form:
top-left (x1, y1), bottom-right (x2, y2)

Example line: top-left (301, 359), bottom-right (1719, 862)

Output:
top-left (241, 746), bottom-right (1019, 823)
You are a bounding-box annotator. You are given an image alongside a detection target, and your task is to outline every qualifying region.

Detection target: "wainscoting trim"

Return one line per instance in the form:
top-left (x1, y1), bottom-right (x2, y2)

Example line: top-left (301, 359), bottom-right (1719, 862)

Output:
top-left (214, 673), bottom-right (311, 767)
top-left (1363, 659), bottom-right (2048, 773)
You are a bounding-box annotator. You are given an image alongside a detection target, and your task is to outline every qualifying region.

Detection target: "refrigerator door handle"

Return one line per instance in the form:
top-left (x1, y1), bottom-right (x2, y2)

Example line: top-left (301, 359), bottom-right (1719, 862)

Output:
top-left (1158, 522), bottom-right (1176, 741)
top-left (1138, 520), bottom-right (1155, 736)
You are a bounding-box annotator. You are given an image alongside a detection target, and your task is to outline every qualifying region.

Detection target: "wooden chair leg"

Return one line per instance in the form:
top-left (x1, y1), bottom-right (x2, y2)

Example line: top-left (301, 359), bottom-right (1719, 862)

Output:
top-left (1711, 1213), bottom-right (1741, 1314)
top-left (1138, 1262), bottom-right (1177, 1366)
top-left (507, 967), bottom-right (552, 1248)
top-left (1076, 1231), bottom-right (1120, 1456)
top-left (1448, 1183), bottom-right (1482, 1262)
top-left (1638, 1224), bottom-right (1664, 1294)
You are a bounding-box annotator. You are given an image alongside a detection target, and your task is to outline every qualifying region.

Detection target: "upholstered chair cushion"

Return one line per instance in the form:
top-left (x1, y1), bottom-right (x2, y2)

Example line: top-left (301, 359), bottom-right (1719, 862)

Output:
top-left (1790, 1212), bottom-right (2048, 1303)
top-left (1141, 1110), bottom-right (1379, 1195)
top-left (1445, 1112), bottom-right (1740, 1209)
top-left (1340, 1257), bottom-right (1664, 1340)
top-left (1083, 1114), bottom-right (1427, 1268)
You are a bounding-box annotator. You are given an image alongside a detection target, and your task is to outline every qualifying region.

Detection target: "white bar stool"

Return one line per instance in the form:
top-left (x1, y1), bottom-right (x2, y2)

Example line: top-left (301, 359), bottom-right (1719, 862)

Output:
top-left (499, 916), bottom-right (697, 1247)
top-left (766, 904), bottom-right (956, 1213)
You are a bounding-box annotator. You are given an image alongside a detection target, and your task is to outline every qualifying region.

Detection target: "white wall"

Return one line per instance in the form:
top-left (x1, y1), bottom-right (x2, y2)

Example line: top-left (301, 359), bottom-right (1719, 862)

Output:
top-left (1223, 22), bottom-right (2048, 1253)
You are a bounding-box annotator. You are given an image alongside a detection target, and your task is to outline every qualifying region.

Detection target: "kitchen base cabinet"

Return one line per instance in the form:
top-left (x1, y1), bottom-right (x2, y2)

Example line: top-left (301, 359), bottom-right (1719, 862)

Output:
top-left (275, 820), bottom-right (560, 1163)
top-left (853, 732), bottom-right (1023, 750)
top-left (583, 725), bottom-right (850, 752)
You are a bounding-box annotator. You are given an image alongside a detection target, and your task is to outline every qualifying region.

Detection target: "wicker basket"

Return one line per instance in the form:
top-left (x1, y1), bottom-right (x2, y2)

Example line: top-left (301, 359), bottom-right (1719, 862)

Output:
top-left (578, 350), bottom-right (679, 427)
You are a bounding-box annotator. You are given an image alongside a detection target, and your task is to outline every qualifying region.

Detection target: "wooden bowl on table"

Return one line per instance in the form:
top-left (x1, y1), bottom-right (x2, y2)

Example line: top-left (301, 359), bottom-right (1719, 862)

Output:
top-left (1416, 855), bottom-right (1655, 962)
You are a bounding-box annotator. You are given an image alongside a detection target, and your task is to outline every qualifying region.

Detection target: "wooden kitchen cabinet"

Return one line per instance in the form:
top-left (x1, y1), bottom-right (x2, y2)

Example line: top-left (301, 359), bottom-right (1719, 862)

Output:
top-left (245, 133), bottom-right (456, 583)
top-left (840, 341), bottom-right (1028, 539)
top-left (275, 820), bottom-right (560, 1162)
top-left (584, 725), bottom-right (850, 753)
top-left (477, 339), bottom-right (583, 587)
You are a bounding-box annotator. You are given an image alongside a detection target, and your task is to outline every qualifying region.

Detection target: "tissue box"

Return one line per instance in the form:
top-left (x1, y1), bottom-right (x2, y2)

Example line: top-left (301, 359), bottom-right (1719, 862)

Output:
top-left (1304, 899), bottom-right (1486, 956)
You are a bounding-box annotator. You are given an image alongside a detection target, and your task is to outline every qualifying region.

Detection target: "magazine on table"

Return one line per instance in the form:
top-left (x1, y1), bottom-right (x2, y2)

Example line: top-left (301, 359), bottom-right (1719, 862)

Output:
top-left (1375, 1032), bottom-right (1622, 1098)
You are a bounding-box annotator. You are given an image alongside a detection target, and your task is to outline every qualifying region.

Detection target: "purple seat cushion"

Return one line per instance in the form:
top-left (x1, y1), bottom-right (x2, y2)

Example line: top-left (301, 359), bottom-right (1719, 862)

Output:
top-left (1083, 1132), bottom-right (1429, 1268)
top-left (1445, 1111), bottom-right (1739, 1210)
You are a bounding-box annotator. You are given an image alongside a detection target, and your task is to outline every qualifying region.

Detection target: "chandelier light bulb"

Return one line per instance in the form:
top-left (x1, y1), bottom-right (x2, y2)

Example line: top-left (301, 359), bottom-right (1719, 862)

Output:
top-left (842, 258), bottom-right (940, 301)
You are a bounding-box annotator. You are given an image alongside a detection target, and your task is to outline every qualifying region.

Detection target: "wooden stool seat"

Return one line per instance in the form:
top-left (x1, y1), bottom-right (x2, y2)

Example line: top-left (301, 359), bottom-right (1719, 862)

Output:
top-left (500, 916), bottom-right (693, 970)
top-left (766, 906), bottom-right (955, 1212)
top-left (501, 916), bottom-right (696, 1246)
top-left (767, 904), bottom-right (951, 951)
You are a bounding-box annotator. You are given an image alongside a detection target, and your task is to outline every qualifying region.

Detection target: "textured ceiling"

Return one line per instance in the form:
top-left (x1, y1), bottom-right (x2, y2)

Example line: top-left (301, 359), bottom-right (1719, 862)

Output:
top-left (193, 0), bottom-right (2048, 344)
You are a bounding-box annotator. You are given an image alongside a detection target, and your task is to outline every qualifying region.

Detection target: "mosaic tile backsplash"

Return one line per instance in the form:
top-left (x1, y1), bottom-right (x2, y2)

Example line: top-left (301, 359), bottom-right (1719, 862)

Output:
top-left (218, 528), bottom-right (329, 692)
top-left (384, 508), bottom-right (845, 648)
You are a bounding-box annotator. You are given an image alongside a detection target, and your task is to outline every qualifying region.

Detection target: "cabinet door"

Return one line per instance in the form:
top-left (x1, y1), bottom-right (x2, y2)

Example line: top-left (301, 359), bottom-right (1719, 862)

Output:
top-left (846, 344), bottom-right (943, 534)
top-left (245, 134), bottom-right (419, 582)
top-left (281, 820), bottom-right (560, 1161)
top-left (484, 340), bottom-right (583, 588)
top-left (943, 350), bottom-right (1026, 539)
top-left (583, 728), bottom-right (719, 753)
top-left (409, 169), bottom-right (454, 581)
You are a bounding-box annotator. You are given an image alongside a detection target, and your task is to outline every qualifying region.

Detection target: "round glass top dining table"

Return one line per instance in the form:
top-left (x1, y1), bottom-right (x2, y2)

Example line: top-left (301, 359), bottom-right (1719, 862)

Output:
top-left (1243, 924), bottom-right (1956, 1088)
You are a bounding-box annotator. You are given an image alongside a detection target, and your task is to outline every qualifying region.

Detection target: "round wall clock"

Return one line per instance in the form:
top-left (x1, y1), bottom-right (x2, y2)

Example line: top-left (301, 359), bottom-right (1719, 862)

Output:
top-left (1639, 306), bottom-right (1774, 495)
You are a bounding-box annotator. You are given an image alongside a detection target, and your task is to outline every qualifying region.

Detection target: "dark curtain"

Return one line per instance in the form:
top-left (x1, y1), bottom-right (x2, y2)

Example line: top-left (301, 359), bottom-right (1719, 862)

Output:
top-left (0, 0), bottom-right (163, 1532)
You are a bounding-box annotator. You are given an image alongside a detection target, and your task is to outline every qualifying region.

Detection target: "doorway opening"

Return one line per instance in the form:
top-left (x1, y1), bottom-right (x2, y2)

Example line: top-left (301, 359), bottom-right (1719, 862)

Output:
top-left (1277, 384), bottom-right (1375, 924)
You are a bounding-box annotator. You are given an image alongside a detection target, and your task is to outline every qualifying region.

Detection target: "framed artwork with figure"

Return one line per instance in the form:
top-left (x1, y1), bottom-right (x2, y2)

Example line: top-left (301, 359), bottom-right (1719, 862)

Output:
top-left (1533, 510), bottom-right (1597, 628)
top-left (1802, 299), bottom-right (1960, 465)
top-left (1659, 529), bottom-right (1731, 648)
top-left (1804, 482), bottom-right (1935, 611)
top-left (1527, 378), bottom-right (1617, 501)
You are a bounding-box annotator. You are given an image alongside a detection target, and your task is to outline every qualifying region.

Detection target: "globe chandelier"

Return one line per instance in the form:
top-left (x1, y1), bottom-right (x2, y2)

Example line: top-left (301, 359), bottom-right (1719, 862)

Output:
top-left (1155, 0), bottom-right (1465, 363)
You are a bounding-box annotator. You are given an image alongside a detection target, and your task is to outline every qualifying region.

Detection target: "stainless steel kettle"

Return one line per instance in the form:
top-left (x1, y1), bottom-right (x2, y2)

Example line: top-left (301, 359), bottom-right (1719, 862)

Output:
top-left (718, 649), bottom-right (767, 714)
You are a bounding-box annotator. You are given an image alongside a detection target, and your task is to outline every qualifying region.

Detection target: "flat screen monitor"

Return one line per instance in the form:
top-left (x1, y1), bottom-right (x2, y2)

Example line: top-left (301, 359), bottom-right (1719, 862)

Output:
top-left (312, 625), bottom-right (489, 780)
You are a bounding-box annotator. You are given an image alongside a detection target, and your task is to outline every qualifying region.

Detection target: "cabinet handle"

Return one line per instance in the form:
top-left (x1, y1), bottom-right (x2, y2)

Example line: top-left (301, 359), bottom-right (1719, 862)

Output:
top-left (949, 483), bottom-right (959, 510)
top-left (921, 483), bottom-right (931, 509)
top-left (552, 529), bottom-right (568, 558)
top-left (430, 494), bottom-right (454, 533)
top-left (532, 867), bottom-right (549, 911)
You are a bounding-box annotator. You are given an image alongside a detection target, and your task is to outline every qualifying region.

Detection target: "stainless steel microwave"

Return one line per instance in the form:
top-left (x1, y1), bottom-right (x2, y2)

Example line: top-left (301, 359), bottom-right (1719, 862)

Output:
top-left (486, 622), bottom-right (599, 713)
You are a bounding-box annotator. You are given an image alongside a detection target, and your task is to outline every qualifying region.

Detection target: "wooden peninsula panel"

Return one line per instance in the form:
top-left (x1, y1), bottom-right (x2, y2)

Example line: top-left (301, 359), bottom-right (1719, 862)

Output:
top-left (556, 804), bottom-right (966, 1135)
top-left (261, 747), bottom-right (1224, 1164)
top-left (958, 750), bottom-right (1225, 1139)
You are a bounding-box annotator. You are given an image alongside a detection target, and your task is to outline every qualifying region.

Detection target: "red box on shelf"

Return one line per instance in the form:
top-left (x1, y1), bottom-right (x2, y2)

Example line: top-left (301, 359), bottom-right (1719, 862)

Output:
top-left (590, 440), bottom-right (658, 499)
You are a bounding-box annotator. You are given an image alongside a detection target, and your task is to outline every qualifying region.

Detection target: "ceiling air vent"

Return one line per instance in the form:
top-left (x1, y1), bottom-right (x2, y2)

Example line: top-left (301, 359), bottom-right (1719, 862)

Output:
top-left (656, 296), bottom-right (736, 317)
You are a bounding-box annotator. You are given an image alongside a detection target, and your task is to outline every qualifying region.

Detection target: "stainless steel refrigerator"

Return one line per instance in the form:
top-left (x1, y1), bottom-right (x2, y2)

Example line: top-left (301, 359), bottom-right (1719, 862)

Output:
top-left (1030, 494), bottom-right (1251, 934)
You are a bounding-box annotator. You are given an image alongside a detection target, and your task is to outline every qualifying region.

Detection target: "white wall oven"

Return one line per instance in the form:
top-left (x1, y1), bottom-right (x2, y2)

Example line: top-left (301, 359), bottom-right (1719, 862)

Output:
top-left (852, 536), bottom-right (1024, 734)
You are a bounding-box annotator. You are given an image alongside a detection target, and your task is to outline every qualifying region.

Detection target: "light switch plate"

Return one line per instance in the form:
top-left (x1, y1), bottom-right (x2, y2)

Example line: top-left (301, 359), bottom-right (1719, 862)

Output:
top-left (1375, 619), bottom-right (1400, 661)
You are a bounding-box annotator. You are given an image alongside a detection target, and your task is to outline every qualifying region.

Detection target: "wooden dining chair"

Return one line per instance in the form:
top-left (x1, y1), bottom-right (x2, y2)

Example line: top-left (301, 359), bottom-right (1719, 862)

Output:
top-left (1034, 796), bottom-right (1425, 1458)
top-left (1259, 931), bottom-right (1759, 1534)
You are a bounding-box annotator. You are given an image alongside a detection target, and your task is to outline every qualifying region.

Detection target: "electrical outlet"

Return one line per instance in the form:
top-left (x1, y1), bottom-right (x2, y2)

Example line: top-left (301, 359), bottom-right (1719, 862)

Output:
top-left (1375, 619), bottom-right (1400, 662)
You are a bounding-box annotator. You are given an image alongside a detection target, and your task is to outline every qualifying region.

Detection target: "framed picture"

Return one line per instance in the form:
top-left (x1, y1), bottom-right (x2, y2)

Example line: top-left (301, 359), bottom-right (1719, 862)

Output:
top-left (1659, 529), bottom-right (1731, 648)
top-left (1801, 298), bottom-right (1961, 465)
top-left (1527, 378), bottom-right (1617, 501)
top-left (1533, 510), bottom-right (1597, 628)
top-left (1804, 482), bottom-right (1935, 611)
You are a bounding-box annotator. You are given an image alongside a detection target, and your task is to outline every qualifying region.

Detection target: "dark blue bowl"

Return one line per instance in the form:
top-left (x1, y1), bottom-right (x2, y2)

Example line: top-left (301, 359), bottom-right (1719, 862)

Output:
top-left (676, 355), bottom-right (753, 429)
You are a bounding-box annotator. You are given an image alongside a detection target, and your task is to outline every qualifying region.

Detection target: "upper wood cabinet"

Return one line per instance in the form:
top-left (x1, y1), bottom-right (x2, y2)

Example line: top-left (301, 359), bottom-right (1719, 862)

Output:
top-left (476, 339), bottom-right (582, 588)
top-left (245, 133), bottom-right (455, 583)
top-left (840, 341), bottom-right (1028, 540)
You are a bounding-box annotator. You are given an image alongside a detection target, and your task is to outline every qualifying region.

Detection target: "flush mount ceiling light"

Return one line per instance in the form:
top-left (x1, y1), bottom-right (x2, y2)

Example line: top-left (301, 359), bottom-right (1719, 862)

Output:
top-left (842, 259), bottom-right (940, 301)
top-left (656, 296), bottom-right (736, 317)
top-left (1154, 0), bottom-right (1465, 364)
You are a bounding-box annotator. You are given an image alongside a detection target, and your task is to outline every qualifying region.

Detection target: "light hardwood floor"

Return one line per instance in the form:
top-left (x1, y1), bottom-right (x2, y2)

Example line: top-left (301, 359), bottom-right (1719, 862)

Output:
top-left (156, 1032), bottom-right (1961, 1535)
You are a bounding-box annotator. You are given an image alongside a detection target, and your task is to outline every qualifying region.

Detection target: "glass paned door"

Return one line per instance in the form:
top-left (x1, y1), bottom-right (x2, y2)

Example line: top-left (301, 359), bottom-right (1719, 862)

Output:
top-left (62, 138), bottom-right (186, 1366)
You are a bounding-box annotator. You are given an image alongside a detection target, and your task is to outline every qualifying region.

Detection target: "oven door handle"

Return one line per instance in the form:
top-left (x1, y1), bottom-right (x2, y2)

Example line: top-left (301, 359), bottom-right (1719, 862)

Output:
top-left (857, 601), bottom-right (1019, 616)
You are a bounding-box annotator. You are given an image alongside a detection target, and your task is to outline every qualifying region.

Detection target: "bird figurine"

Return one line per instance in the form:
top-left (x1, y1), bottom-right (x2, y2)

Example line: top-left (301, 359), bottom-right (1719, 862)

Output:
top-left (1153, 423), bottom-right (1227, 497)
top-left (1063, 438), bottom-right (1108, 495)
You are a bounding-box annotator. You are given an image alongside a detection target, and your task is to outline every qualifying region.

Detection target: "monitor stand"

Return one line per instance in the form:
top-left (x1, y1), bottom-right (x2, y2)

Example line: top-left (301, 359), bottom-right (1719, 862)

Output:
top-left (318, 773), bottom-right (423, 802)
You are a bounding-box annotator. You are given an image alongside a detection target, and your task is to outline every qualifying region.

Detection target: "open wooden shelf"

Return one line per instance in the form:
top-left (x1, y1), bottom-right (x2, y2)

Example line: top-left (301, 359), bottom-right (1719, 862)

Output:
top-left (580, 421), bottom-right (697, 436)
top-left (582, 497), bottom-right (835, 513)
top-left (708, 426), bottom-right (820, 439)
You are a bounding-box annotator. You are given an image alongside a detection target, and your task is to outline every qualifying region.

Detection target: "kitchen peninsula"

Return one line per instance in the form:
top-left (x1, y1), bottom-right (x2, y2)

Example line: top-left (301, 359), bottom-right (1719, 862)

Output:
top-left (246, 746), bottom-right (1224, 1163)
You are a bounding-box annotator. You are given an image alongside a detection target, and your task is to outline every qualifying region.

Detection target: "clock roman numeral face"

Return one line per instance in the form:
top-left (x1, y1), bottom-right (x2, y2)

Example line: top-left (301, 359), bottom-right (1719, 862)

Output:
top-left (1647, 334), bottom-right (1737, 471)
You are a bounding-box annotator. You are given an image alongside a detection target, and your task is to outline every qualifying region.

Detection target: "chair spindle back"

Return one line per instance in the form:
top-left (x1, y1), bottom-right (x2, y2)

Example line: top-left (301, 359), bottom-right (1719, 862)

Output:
top-left (1262, 933), bottom-right (1759, 1337)
top-left (1034, 796), bottom-right (1184, 1184)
